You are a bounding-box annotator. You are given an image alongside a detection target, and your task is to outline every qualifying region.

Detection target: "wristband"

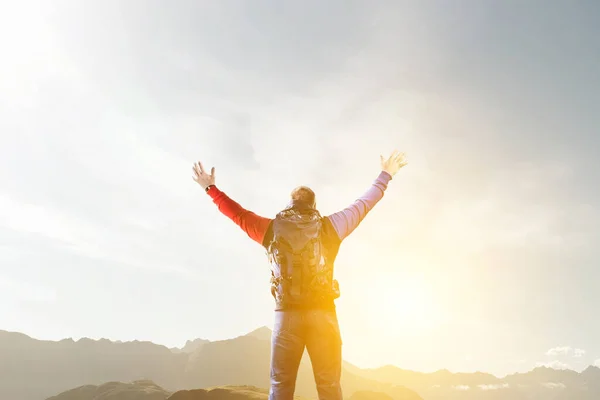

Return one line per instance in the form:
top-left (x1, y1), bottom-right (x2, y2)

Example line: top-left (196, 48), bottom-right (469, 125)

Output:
top-left (205, 185), bottom-right (214, 193)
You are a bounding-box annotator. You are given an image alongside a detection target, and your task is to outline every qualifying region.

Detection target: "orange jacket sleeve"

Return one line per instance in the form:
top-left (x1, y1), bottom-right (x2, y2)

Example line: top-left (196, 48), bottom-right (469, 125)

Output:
top-left (206, 185), bottom-right (272, 245)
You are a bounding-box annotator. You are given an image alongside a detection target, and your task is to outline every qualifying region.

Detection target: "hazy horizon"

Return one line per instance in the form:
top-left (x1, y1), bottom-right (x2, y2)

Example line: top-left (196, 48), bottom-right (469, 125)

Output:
top-left (4, 323), bottom-right (600, 378)
top-left (1, 0), bottom-right (599, 378)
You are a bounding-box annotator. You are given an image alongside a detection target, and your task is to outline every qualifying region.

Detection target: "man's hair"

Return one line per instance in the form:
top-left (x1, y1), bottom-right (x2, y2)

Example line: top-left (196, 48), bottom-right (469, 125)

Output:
top-left (290, 186), bottom-right (316, 207)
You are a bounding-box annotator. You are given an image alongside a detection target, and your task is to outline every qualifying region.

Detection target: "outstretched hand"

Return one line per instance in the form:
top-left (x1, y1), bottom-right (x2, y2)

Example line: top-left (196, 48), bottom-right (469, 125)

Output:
top-left (192, 161), bottom-right (215, 190)
top-left (380, 150), bottom-right (408, 176)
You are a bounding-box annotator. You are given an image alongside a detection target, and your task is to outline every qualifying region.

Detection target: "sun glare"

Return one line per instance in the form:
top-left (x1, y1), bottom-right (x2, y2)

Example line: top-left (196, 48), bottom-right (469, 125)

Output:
top-left (361, 275), bottom-right (442, 337)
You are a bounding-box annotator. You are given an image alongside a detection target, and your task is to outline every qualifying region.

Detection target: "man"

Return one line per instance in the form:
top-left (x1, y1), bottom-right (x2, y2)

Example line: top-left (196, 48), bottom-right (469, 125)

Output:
top-left (192, 151), bottom-right (407, 400)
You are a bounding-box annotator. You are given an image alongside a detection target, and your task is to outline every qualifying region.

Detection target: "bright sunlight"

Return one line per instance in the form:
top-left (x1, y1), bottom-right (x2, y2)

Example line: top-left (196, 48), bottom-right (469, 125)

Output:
top-left (360, 273), bottom-right (444, 337)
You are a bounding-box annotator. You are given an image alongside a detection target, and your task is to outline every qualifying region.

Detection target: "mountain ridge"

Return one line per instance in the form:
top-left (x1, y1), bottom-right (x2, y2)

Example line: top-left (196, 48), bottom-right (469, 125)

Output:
top-left (3, 327), bottom-right (599, 377)
top-left (3, 326), bottom-right (600, 400)
top-left (1, 326), bottom-right (421, 400)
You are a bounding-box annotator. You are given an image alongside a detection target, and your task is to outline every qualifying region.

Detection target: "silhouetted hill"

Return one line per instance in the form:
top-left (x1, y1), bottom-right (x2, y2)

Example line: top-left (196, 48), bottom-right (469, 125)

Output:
top-left (580, 365), bottom-right (600, 382)
top-left (244, 326), bottom-right (273, 341)
top-left (0, 330), bottom-right (187, 400)
top-left (178, 338), bottom-right (210, 354)
top-left (182, 327), bottom-right (421, 400)
top-left (11, 326), bottom-right (600, 399)
top-left (1, 327), bottom-right (421, 400)
top-left (46, 380), bottom-right (171, 400)
top-left (48, 382), bottom-right (301, 400)
top-left (183, 331), bottom-right (271, 389)
top-left (168, 385), bottom-right (307, 400)
top-left (349, 364), bottom-right (600, 399)
top-left (350, 391), bottom-right (395, 400)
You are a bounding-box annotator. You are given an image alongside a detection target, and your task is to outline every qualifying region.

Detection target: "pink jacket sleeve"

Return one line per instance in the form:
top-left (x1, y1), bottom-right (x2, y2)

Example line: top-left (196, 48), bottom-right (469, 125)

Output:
top-left (326, 171), bottom-right (392, 241)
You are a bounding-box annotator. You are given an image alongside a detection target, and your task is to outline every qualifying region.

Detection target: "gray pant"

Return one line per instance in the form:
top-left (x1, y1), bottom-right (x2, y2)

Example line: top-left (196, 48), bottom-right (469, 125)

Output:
top-left (269, 309), bottom-right (343, 400)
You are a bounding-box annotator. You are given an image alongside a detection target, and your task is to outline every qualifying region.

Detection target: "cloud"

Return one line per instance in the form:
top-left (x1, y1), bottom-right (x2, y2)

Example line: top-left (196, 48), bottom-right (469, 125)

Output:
top-left (546, 346), bottom-right (572, 356)
top-left (541, 382), bottom-right (566, 389)
top-left (0, 192), bottom-right (214, 279)
top-left (478, 384), bottom-right (509, 391)
top-left (452, 385), bottom-right (470, 391)
top-left (545, 346), bottom-right (586, 358)
top-left (594, 359), bottom-right (600, 367)
top-left (574, 348), bottom-right (586, 357)
top-left (1, 0), bottom-right (600, 373)
top-left (536, 360), bottom-right (571, 370)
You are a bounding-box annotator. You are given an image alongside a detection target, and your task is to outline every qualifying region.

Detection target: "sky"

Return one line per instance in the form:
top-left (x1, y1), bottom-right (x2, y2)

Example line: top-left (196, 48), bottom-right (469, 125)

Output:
top-left (0, 0), bottom-right (599, 377)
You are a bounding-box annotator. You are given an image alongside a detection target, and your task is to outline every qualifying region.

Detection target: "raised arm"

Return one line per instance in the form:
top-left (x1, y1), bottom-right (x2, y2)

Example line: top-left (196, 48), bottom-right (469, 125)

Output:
top-left (326, 151), bottom-right (407, 241)
top-left (193, 161), bottom-right (272, 245)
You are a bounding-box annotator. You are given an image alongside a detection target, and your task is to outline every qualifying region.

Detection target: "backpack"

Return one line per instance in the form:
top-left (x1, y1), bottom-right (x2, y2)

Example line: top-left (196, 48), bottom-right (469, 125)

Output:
top-left (266, 205), bottom-right (339, 308)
